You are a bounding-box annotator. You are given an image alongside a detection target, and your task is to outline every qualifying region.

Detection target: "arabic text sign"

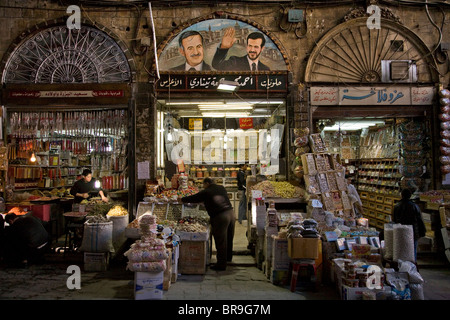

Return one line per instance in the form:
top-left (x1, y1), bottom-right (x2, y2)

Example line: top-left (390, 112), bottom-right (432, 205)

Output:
top-left (9, 90), bottom-right (124, 98)
top-left (157, 74), bottom-right (287, 92)
top-left (310, 87), bottom-right (435, 106)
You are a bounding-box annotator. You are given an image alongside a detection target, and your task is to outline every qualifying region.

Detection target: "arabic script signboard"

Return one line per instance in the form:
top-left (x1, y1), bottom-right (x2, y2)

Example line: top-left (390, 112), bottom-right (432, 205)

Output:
top-left (157, 73), bottom-right (287, 92)
top-left (310, 86), bottom-right (435, 106)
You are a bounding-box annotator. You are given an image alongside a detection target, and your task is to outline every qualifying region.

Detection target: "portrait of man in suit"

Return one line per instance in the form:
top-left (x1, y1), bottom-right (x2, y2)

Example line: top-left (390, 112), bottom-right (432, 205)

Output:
top-left (212, 28), bottom-right (270, 71)
top-left (171, 30), bottom-right (212, 71)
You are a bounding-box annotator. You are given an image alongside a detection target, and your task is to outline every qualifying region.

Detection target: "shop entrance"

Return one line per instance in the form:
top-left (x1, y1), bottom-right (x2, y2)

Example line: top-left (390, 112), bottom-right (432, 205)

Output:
top-left (312, 106), bottom-right (433, 231)
top-left (156, 98), bottom-right (287, 254)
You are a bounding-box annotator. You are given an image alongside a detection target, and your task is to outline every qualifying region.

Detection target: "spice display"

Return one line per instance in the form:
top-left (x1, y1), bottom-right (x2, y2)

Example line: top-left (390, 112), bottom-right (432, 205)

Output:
top-left (309, 133), bottom-right (328, 153)
top-left (326, 172), bottom-right (338, 191)
top-left (335, 170), bottom-right (347, 191)
top-left (107, 205), bottom-right (128, 216)
top-left (315, 154), bottom-right (328, 172)
top-left (250, 181), bottom-right (305, 199)
top-left (341, 191), bottom-right (352, 210)
top-left (331, 191), bottom-right (343, 211)
top-left (305, 175), bottom-right (320, 194)
top-left (302, 153), bottom-right (317, 174)
top-left (321, 193), bottom-right (335, 211)
top-left (317, 173), bottom-right (330, 193)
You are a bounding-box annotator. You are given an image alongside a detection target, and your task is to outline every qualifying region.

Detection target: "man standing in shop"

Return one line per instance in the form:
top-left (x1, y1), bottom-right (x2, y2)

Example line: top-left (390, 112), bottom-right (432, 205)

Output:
top-left (70, 169), bottom-right (109, 203)
top-left (171, 30), bottom-right (212, 71)
top-left (178, 177), bottom-right (235, 271)
top-left (212, 28), bottom-right (270, 71)
top-left (393, 188), bottom-right (426, 262)
top-left (237, 163), bottom-right (248, 224)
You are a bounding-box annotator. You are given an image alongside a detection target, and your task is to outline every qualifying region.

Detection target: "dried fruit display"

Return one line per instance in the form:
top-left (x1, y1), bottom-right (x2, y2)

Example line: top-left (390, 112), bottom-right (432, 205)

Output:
top-left (321, 193), bottom-right (335, 211)
top-left (309, 134), bottom-right (328, 153)
top-left (341, 191), bottom-right (352, 210)
top-left (326, 172), bottom-right (338, 191)
top-left (335, 170), bottom-right (347, 191)
top-left (317, 173), bottom-right (330, 193)
top-left (315, 154), bottom-right (328, 172)
top-left (302, 153), bottom-right (317, 175)
top-left (331, 191), bottom-right (343, 211)
top-left (305, 174), bottom-right (320, 194)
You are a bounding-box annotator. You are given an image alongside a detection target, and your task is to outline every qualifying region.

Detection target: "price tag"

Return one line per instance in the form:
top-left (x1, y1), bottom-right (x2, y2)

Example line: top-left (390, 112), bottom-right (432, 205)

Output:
top-left (345, 159), bottom-right (349, 164)
top-left (311, 199), bottom-right (323, 208)
top-left (252, 190), bottom-right (263, 199)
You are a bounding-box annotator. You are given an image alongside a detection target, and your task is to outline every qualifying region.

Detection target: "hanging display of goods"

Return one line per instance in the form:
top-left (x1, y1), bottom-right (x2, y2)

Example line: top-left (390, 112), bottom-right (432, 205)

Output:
top-left (440, 114), bottom-right (450, 122)
top-left (441, 105), bottom-right (450, 114)
top-left (400, 177), bottom-right (423, 190)
top-left (293, 127), bottom-right (310, 137)
top-left (400, 149), bottom-right (424, 158)
top-left (295, 146), bottom-right (310, 156)
top-left (440, 146), bottom-right (450, 155)
top-left (441, 122), bottom-right (450, 130)
top-left (399, 139), bottom-right (423, 151)
top-left (440, 97), bottom-right (450, 105)
top-left (398, 121), bottom-right (423, 134)
top-left (439, 89), bottom-right (450, 98)
top-left (441, 165), bottom-right (450, 174)
top-left (294, 136), bottom-right (309, 147)
top-left (441, 130), bottom-right (450, 139)
top-left (295, 156), bottom-right (302, 165)
top-left (399, 165), bottom-right (425, 178)
top-left (441, 139), bottom-right (450, 147)
top-left (439, 156), bottom-right (450, 165)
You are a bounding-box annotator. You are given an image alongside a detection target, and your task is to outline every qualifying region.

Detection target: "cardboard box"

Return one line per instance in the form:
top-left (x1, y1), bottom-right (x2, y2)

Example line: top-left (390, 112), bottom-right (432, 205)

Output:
top-left (342, 285), bottom-right (391, 300)
top-left (84, 252), bottom-right (109, 272)
top-left (176, 230), bottom-right (209, 241)
top-left (134, 271), bottom-right (164, 300)
top-left (288, 238), bottom-right (320, 259)
top-left (271, 237), bottom-right (289, 270)
top-left (178, 241), bottom-right (207, 275)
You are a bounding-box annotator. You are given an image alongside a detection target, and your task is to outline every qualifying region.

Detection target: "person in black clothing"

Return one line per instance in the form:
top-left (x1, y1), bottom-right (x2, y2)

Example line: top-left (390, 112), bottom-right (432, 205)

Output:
top-left (70, 169), bottom-right (108, 203)
top-left (3, 213), bottom-right (50, 267)
top-left (179, 177), bottom-right (235, 271)
top-left (237, 164), bottom-right (248, 224)
top-left (393, 188), bottom-right (426, 262)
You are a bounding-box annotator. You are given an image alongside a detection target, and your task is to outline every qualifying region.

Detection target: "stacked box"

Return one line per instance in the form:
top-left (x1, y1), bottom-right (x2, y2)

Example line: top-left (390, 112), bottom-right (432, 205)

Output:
top-left (272, 237), bottom-right (289, 270)
top-left (134, 271), bottom-right (164, 300)
top-left (178, 241), bottom-right (207, 275)
top-left (84, 252), bottom-right (109, 272)
top-left (171, 245), bottom-right (179, 283)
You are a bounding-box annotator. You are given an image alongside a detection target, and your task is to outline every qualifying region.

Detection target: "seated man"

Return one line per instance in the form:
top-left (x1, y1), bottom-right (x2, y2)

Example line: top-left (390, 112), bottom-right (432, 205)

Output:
top-left (3, 213), bottom-right (50, 267)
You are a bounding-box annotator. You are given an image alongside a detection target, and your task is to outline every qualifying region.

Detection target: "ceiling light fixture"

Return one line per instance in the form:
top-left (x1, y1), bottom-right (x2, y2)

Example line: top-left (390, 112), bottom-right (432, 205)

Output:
top-left (217, 79), bottom-right (240, 92)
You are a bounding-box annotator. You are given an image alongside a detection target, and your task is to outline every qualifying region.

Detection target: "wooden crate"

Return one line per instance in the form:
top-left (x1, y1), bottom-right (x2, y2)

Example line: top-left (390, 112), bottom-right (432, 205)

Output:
top-left (360, 192), bottom-right (369, 200)
top-left (375, 195), bottom-right (384, 203)
top-left (368, 193), bottom-right (377, 202)
top-left (384, 196), bottom-right (395, 205)
top-left (368, 202), bottom-right (376, 210)
top-left (383, 205), bottom-right (393, 214)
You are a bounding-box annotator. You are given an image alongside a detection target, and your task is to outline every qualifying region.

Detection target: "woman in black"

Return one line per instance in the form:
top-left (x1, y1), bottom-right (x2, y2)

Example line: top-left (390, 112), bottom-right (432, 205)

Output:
top-left (179, 177), bottom-right (235, 271)
top-left (70, 169), bottom-right (108, 203)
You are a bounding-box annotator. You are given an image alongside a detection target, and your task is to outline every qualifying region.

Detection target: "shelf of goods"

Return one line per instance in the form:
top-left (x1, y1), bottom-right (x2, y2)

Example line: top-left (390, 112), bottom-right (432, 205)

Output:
top-left (187, 164), bottom-right (247, 189)
top-left (356, 159), bottom-right (401, 195)
top-left (360, 191), bottom-right (400, 230)
top-left (6, 110), bottom-right (128, 195)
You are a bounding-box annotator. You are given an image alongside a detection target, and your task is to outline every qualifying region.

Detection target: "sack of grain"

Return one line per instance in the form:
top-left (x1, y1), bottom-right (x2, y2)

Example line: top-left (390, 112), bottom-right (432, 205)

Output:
top-left (393, 224), bottom-right (415, 262)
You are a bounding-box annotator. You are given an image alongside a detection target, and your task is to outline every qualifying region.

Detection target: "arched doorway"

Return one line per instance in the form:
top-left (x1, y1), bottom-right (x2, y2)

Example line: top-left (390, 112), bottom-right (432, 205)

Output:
top-left (304, 15), bottom-right (441, 232)
top-left (0, 19), bottom-right (134, 249)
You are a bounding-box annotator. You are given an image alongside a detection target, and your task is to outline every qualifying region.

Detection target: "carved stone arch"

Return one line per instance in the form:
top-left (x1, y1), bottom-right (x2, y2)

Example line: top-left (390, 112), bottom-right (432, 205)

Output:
top-left (1, 17), bottom-right (136, 84)
top-left (155, 12), bottom-right (291, 72)
top-left (304, 17), bottom-right (439, 84)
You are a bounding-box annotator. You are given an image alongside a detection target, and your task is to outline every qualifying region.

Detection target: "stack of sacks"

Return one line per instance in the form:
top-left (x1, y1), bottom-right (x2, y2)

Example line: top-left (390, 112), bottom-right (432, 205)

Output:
top-left (124, 214), bottom-right (169, 272)
top-left (301, 219), bottom-right (320, 238)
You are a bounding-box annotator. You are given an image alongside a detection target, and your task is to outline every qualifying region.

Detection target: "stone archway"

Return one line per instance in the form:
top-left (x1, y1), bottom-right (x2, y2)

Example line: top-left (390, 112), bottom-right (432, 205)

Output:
top-left (305, 17), bottom-right (439, 84)
top-left (1, 18), bottom-right (136, 84)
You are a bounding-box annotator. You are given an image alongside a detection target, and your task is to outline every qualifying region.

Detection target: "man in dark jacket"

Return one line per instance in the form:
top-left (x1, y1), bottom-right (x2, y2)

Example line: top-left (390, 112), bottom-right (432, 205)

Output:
top-left (70, 169), bottom-right (108, 203)
top-left (393, 188), bottom-right (426, 262)
top-left (212, 28), bottom-right (270, 71)
top-left (237, 164), bottom-right (248, 224)
top-left (3, 213), bottom-right (50, 267)
top-left (179, 178), bottom-right (235, 271)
